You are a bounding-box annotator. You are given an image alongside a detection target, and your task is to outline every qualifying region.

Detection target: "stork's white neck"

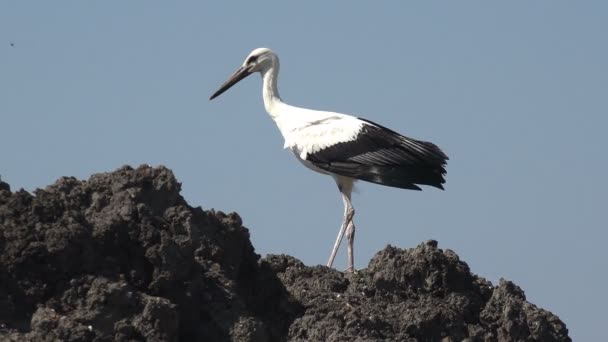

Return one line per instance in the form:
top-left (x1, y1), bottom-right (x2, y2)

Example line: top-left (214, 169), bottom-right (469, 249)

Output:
top-left (261, 59), bottom-right (283, 118)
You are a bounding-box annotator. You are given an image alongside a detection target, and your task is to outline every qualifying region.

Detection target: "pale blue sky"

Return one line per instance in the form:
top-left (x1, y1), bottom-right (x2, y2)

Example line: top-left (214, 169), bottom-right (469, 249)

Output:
top-left (1, 2), bottom-right (606, 340)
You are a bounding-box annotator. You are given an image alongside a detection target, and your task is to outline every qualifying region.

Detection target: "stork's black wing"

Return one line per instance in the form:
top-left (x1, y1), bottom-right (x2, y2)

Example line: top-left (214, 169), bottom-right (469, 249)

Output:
top-left (306, 118), bottom-right (448, 190)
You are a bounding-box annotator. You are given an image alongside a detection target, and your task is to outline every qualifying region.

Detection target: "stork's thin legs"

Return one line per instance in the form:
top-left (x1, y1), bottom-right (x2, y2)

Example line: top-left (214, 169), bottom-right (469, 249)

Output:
top-left (327, 176), bottom-right (356, 271)
top-left (345, 220), bottom-right (356, 272)
top-left (327, 192), bottom-right (354, 268)
top-left (326, 205), bottom-right (346, 268)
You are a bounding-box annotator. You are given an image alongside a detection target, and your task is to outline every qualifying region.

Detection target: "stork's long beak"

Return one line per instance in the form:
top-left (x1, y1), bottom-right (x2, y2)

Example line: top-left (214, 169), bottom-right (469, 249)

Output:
top-left (209, 66), bottom-right (253, 100)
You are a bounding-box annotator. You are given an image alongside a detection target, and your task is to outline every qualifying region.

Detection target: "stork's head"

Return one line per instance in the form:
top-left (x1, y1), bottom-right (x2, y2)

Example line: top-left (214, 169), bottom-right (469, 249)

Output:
top-left (210, 48), bottom-right (276, 100)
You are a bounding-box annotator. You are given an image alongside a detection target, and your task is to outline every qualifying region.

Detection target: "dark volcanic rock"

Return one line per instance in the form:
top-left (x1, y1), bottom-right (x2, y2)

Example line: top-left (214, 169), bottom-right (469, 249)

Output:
top-left (267, 243), bottom-right (569, 341)
top-left (0, 166), bottom-right (570, 341)
top-left (0, 166), bottom-right (299, 342)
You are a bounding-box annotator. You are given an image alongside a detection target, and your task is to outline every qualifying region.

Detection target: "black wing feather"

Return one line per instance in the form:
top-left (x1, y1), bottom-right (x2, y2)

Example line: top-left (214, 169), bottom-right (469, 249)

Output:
top-left (307, 118), bottom-right (448, 190)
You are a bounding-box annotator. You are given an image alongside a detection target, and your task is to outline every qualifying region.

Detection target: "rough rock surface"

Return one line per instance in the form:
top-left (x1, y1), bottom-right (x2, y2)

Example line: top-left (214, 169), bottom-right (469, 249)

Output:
top-left (0, 166), bottom-right (570, 341)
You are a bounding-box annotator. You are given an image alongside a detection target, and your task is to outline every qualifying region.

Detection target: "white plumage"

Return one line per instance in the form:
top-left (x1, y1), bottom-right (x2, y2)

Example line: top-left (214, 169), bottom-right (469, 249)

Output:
top-left (284, 115), bottom-right (364, 160)
top-left (210, 48), bottom-right (448, 272)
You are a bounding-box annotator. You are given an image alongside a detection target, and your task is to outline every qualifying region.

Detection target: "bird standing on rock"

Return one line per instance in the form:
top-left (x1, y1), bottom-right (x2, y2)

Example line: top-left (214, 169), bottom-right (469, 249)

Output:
top-left (210, 48), bottom-right (448, 272)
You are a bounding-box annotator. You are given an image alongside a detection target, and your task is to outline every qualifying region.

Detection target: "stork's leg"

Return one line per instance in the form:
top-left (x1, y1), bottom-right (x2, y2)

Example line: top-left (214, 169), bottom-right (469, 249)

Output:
top-left (326, 192), bottom-right (354, 268)
top-left (327, 177), bottom-right (355, 269)
top-left (345, 219), bottom-right (356, 272)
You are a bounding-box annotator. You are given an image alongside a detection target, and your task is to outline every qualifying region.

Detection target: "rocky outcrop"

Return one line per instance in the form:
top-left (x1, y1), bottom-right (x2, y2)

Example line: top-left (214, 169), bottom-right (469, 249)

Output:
top-left (0, 166), bottom-right (569, 341)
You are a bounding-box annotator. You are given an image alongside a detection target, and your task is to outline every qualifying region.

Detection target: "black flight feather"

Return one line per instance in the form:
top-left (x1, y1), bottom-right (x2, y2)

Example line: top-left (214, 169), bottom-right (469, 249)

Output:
top-left (306, 118), bottom-right (448, 190)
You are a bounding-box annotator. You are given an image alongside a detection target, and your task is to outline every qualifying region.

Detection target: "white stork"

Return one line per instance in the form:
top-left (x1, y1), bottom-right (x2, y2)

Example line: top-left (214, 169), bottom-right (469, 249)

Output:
top-left (210, 48), bottom-right (448, 272)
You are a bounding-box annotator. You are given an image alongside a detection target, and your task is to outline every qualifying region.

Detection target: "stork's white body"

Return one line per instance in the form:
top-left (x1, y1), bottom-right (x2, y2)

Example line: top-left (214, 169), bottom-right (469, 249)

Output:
top-left (210, 48), bottom-right (447, 271)
top-left (258, 57), bottom-right (365, 164)
top-left (274, 105), bottom-right (363, 171)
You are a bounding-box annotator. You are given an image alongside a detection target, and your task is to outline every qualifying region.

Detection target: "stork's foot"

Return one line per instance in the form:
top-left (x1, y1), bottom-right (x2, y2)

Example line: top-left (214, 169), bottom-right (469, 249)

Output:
top-left (344, 265), bottom-right (356, 273)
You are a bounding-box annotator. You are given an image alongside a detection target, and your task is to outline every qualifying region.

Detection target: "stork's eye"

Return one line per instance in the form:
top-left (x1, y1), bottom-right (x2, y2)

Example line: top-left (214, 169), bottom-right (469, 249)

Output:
top-left (247, 55), bottom-right (258, 64)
